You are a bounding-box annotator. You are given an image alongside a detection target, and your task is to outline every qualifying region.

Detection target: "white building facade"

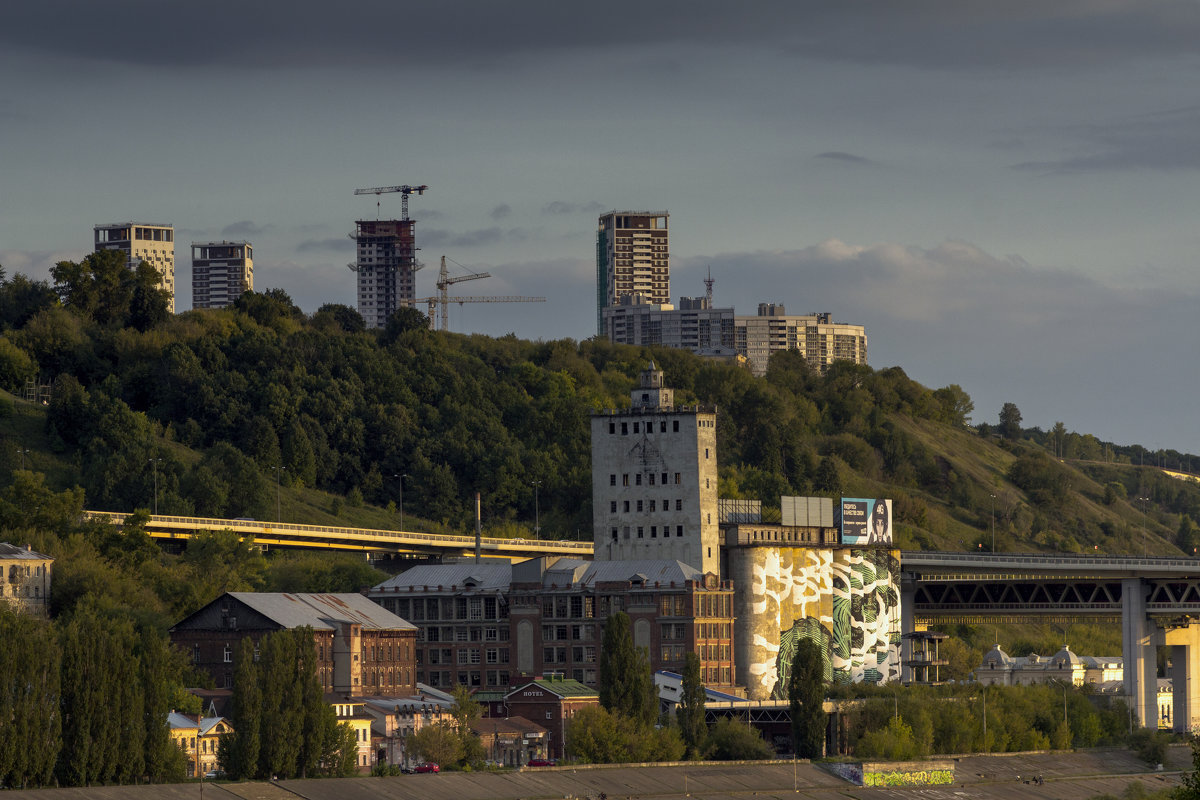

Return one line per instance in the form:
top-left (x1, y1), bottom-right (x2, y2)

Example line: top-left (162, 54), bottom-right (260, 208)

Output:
top-left (191, 241), bottom-right (253, 310)
top-left (590, 362), bottom-right (719, 575)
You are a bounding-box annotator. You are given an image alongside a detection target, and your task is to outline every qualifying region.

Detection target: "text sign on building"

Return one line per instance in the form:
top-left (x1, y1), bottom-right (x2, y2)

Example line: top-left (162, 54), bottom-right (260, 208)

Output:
top-left (838, 498), bottom-right (892, 546)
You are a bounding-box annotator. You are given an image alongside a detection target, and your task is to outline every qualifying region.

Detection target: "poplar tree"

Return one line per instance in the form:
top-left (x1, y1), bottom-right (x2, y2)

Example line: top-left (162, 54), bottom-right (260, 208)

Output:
top-left (260, 630), bottom-right (302, 778)
top-left (0, 607), bottom-right (60, 788)
top-left (676, 652), bottom-right (707, 758)
top-left (228, 637), bottom-right (261, 779)
top-left (598, 611), bottom-right (657, 726)
top-left (788, 638), bottom-right (826, 759)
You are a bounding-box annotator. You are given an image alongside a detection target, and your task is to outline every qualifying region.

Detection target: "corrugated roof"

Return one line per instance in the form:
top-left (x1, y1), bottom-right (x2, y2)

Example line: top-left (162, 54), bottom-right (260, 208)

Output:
top-left (227, 592), bottom-right (416, 631)
top-left (372, 559), bottom-right (702, 594)
top-left (0, 542), bottom-right (51, 560)
top-left (507, 676), bottom-right (598, 699)
top-left (372, 563), bottom-right (513, 592)
top-left (167, 711), bottom-right (200, 731)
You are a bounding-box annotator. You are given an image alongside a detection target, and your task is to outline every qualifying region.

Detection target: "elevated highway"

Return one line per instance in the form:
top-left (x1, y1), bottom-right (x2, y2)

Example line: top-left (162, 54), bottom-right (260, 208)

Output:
top-left (81, 511), bottom-right (595, 560)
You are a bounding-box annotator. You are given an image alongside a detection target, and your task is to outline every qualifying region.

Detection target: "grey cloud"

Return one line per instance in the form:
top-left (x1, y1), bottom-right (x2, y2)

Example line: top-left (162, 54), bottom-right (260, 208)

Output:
top-left (543, 201), bottom-right (605, 215)
top-left (5, 2), bottom-right (1199, 72)
top-left (222, 220), bottom-right (272, 237)
top-left (490, 204), bottom-right (512, 221)
top-left (297, 237), bottom-right (353, 253)
top-left (420, 228), bottom-right (530, 248)
top-left (677, 240), bottom-right (1198, 448)
top-left (1012, 106), bottom-right (1200, 174)
top-left (816, 152), bottom-right (879, 166)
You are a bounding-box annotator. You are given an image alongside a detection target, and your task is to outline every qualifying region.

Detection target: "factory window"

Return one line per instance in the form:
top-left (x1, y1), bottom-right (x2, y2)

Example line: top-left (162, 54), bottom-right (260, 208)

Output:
top-left (648, 473), bottom-right (655, 485)
top-left (674, 473), bottom-right (681, 484)
top-left (676, 499), bottom-right (682, 511)
top-left (610, 474), bottom-right (616, 486)
top-left (635, 474), bottom-right (642, 486)
top-left (651, 526), bottom-right (657, 538)
top-left (637, 527), bottom-right (644, 539)
top-left (622, 423), bottom-right (628, 435)
top-left (662, 472), bottom-right (668, 484)
top-left (610, 501), bottom-right (617, 513)
top-left (673, 421), bottom-right (679, 432)
top-left (660, 421), bottom-right (667, 432)
top-left (609, 422), bottom-right (615, 434)
top-left (623, 474), bottom-right (629, 486)
top-left (677, 526), bottom-right (683, 537)
top-left (611, 527), bottom-right (618, 541)
top-left (624, 501), bottom-right (630, 512)
top-left (636, 501), bottom-right (643, 512)
top-left (633, 422), bottom-right (639, 433)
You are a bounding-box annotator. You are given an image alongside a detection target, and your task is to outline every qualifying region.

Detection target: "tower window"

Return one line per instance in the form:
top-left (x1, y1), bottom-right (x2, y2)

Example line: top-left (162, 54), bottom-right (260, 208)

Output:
top-left (673, 421), bottom-right (679, 432)
top-left (633, 422), bottom-right (639, 433)
top-left (610, 423), bottom-right (615, 434)
top-left (660, 422), bottom-right (667, 432)
top-left (637, 527), bottom-right (644, 539)
top-left (622, 423), bottom-right (628, 435)
top-left (636, 474), bottom-right (642, 486)
top-left (610, 474), bottom-right (616, 486)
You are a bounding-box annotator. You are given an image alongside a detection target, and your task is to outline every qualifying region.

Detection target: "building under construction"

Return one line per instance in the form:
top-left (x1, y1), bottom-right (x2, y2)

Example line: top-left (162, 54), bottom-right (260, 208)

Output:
top-left (351, 219), bottom-right (419, 329)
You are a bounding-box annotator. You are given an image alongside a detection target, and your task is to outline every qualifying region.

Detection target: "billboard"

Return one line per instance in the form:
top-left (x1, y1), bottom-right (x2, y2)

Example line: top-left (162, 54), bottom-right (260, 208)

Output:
top-left (838, 498), bottom-right (892, 546)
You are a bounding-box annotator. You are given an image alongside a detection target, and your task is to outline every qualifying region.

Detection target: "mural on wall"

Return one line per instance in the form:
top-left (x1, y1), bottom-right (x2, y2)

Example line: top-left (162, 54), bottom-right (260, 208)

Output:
top-left (736, 547), bottom-right (900, 699)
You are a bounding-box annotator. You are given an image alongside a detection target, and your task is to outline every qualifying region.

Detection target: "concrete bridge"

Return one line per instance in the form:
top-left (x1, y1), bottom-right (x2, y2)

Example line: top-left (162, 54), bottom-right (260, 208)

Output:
top-left (81, 511), bottom-right (595, 560)
top-left (902, 551), bottom-right (1200, 732)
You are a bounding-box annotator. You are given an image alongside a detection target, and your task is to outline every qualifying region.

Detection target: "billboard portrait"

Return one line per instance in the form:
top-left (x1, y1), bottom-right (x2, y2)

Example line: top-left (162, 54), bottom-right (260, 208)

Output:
top-left (839, 498), bottom-right (892, 546)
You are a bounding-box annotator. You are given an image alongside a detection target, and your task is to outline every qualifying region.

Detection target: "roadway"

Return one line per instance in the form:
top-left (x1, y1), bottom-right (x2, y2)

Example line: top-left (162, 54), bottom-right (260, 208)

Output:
top-left (81, 511), bottom-right (595, 560)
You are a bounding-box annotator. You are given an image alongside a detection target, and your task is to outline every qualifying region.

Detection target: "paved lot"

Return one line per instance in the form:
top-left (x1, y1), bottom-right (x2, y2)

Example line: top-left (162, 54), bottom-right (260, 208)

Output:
top-left (3, 747), bottom-right (1192, 800)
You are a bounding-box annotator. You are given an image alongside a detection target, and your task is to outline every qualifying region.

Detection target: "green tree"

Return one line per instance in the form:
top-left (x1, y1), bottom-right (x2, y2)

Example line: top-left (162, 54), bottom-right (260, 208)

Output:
top-left (0, 606), bottom-right (60, 788)
top-left (813, 456), bottom-right (841, 496)
top-left (1176, 739), bottom-right (1200, 800)
top-left (259, 630), bottom-right (303, 778)
top-left (450, 685), bottom-right (486, 767)
top-left (702, 717), bottom-right (774, 761)
top-left (598, 611), bottom-right (657, 726)
top-left (408, 721), bottom-right (463, 768)
top-left (999, 402), bottom-right (1023, 440)
top-left (856, 716), bottom-right (922, 760)
top-left (788, 638), bottom-right (826, 758)
top-left (228, 637), bottom-right (262, 779)
top-left (677, 652), bottom-right (707, 758)
top-left (933, 384), bottom-right (974, 426)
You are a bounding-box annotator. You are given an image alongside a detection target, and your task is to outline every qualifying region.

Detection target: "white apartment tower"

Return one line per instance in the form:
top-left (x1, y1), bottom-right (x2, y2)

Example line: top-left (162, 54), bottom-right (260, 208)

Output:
top-left (591, 362), bottom-right (719, 575)
top-left (596, 211), bottom-right (669, 334)
top-left (350, 219), bottom-right (420, 329)
top-left (94, 222), bottom-right (176, 313)
top-left (191, 241), bottom-right (253, 310)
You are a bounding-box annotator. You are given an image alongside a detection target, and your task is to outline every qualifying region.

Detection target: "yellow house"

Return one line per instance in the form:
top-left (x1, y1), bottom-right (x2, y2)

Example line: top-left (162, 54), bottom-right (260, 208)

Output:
top-left (198, 716), bottom-right (234, 777)
top-left (167, 711), bottom-right (201, 777)
top-left (0, 543), bottom-right (52, 616)
top-left (329, 695), bottom-right (375, 773)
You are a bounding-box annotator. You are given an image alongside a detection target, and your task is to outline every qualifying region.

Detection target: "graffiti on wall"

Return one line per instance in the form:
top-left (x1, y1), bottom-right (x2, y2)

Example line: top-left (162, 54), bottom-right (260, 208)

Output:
top-left (863, 768), bottom-right (954, 787)
top-left (740, 547), bottom-right (900, 699)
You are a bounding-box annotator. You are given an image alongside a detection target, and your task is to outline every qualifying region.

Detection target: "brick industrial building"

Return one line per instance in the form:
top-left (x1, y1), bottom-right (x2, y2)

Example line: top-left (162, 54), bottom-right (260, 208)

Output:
top-left (170, 592), bottom-right (417, 696)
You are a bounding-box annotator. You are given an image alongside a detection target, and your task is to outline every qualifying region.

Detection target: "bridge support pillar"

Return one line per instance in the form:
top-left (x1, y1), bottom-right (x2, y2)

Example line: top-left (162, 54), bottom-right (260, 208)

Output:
top-left (1123, 578), bottom-right (1158, 729)
top-left (900, 584), bottom-right (915, 683)
top-left (1166, 626), bottom-right (1200, 734)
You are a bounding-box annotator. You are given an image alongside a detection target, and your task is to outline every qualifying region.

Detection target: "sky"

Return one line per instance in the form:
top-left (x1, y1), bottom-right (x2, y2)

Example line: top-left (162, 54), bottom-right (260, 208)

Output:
top-left (2, 1), bottom-right (1199, 455)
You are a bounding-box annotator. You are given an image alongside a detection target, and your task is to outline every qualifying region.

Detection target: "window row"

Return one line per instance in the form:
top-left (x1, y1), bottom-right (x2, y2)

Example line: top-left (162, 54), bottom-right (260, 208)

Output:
top-left (608, 420), bottom-right (681, 435)
top-left (610, 472), bottom-right (682, 486)
top-left (611, 525), bottom-right (686, 540)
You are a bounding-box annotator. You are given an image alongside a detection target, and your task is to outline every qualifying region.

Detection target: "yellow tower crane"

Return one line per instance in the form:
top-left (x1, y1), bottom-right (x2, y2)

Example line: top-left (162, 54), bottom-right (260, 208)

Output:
top-left (417, 256), bottom-right (546, 332)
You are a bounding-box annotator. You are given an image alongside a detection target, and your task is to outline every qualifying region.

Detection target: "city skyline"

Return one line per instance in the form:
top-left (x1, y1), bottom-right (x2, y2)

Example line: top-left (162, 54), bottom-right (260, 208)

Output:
top-left (2, 3), bottom-right (1199, 453)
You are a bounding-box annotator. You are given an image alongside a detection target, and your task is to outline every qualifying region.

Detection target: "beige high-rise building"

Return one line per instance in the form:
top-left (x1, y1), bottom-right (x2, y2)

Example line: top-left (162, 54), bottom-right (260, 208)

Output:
top-left (734, 305), bottom-right (867, 376)
top-left (94, 222), bottom-right (176, 313)
top-left (191, 241), bottom-right (253, 310)
top-left (596, 211), bottom-right (669, 334)
top-left (591, 362), bottom-right (719, 575)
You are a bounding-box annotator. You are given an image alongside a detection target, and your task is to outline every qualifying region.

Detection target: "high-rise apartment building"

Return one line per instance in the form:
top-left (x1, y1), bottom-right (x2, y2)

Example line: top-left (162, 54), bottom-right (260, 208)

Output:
top-left (94, 222), bottom-right (176, 313)
top-left (596, 211), bottom-right (669, 334)
top-left (191, 241), bottom-right (253, 310)
top-left (350, 219), bottom-right (420, 329)
top-left (734, 305), bottom-right (867, 376)
top-left (591, 362), bottom-right (720, 575)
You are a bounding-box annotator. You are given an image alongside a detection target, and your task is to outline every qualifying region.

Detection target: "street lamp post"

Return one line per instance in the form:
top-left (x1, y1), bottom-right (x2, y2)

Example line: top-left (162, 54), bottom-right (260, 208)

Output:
top-left (531, 480), bottom-right (542, 539)
top-left (16, 448), bottom-right (29, 471)
top-left (990, 494), bottom-right (996, 553)
top-left (395, 473), bottom-right (409, 532)
top-left (1138, 496), bottom-right (1150, 555)
top-left (149, 458), bottom-right (163, 515)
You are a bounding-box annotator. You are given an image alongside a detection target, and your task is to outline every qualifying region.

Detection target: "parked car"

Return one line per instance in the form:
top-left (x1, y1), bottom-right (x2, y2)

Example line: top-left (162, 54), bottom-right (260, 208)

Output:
top-left (527, 758), bottom-right (556, 767)
top-left (413, 763), bottom-right (440, 773)
top-left (203, 769), bottom-right (226, 779)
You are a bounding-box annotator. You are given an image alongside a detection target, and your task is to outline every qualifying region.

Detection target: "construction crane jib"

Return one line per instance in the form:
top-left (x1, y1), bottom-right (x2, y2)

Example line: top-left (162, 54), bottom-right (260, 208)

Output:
top-left (353, 184), bottom-right (429, 220)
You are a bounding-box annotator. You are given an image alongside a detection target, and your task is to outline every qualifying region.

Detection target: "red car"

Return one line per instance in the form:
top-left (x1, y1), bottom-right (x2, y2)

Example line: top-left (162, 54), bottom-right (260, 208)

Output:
top-left (526, 759), bottom-right (556, 767)
top-left (413, 763), bottom-right (440, 773)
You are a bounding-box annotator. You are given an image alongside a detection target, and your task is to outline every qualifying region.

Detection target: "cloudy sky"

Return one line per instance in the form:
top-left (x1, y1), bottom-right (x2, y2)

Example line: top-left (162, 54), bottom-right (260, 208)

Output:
top-left (2, 1), bottom-right (1199, 455)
